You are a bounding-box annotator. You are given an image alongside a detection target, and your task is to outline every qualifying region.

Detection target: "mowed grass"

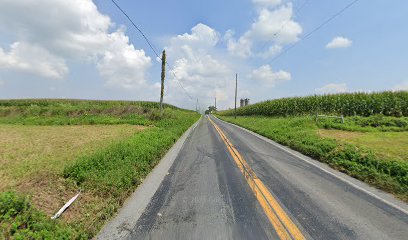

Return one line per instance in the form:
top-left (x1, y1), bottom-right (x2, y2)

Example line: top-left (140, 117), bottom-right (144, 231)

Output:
top-left (318, 130), bottom-right (408, 163)
top-left (0, 124), bottom-right (144, 190)
top-left (218, 115), bottom-right (408, 202)
top-left (0, 124), bottom-right (145, 239)
top-left (0, 99), bottom-right (200, 239)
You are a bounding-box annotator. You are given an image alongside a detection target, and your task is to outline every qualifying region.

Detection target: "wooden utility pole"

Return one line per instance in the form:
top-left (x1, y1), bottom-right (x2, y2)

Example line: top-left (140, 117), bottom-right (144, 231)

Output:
top-left (160, 50), bottom-right (166, 116)
top-left (235, 73), bottom-right (237, 119)
top-left (215, 97), bottom-right (217, 113)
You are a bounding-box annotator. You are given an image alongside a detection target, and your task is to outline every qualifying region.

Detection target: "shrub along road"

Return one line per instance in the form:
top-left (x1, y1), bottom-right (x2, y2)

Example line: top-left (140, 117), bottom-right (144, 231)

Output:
top-left (116, 115), bottom-right (408, 240)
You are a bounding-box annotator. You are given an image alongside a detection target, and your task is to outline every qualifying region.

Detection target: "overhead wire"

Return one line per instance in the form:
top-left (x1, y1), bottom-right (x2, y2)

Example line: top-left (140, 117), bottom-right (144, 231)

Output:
top-left (110, 0), bottom-right (161, 59)
top-left (269, 0), bottom-right (361, 63)
top-left (110, 0), bottom-right (194, 101)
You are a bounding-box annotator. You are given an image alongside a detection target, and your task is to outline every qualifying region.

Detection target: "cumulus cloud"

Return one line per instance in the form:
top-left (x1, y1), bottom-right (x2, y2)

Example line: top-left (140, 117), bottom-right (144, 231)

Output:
top-left (315, 83), bottom-right (347, 94)
top-left (169, 23), bottom-right (219, 52)
top-left (326, 37), bottom-right (352, 49)
top-left (259, 45), bottom-right (282, 58)
top-left (227, 34), bottom-right (253, 58)
top-left (0, 0), bottom-right (151, 88)
top-left (96, 30), bottom-right (151, 89)
top-left (0, 42), bottom-right (68, 79)
top-left (250, 4), bottom-right (302, 44)
top-left (250, 64), bottom-right (291, 87)
top-left (165, 23), bottom-right (235, 109)
top-left (227, 3), bottom-right (302, 58)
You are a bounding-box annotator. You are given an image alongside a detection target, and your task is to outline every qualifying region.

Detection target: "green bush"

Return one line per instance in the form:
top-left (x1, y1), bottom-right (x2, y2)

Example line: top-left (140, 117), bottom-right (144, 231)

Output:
top-left (0, 99), bottom-right (188, 125)
top-left (317, 115), bottom-right (408, 132)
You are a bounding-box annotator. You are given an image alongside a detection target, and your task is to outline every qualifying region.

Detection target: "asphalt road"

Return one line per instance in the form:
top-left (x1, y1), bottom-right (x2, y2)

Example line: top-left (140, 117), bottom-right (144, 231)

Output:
top-left (125, 115), bottom-right (408, 240)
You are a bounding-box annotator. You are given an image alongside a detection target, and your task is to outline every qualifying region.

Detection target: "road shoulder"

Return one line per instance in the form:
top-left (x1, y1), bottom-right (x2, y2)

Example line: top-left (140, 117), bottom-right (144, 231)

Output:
top-left (96, 117), bottom-right (201, 240)
top-left (213, 115), bottom-right (408, 215)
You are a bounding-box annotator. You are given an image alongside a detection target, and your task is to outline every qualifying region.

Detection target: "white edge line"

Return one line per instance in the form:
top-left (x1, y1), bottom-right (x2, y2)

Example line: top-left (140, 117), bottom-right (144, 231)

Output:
top-left (192, 115), bottom-right (201, 131)
top-left (213, 115), bottom-right (408, 216)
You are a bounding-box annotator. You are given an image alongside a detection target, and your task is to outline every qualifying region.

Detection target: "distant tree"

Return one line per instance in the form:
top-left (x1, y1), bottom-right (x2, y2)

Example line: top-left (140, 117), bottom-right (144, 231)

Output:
top-left (206, 106), bottom-right (217, 114)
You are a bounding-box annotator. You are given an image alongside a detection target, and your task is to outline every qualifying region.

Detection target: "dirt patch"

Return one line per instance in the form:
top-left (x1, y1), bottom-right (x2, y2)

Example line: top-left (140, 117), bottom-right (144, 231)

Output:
top-left (318, 129), bottom-right (364, 140)
top-left (16, 173), bottom-right (75, 217)
top-left (132, 125), bottom-right (147, 131)
top-left (16, 171), bottom-right (106, 226)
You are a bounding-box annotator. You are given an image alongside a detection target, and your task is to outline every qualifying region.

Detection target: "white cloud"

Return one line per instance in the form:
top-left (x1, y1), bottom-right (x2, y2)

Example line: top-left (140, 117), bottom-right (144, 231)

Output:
top-left (259, 44), bottom-right (282, 58)
top-left (393, 81), bottom-right (408, 91)
top-left (0, 0), bottom-right (152, 88)
top-left (228, 3), bottom-right (302, 58)
top-left (326, 37), bottom-right (352, 49)
top-left (165, 23), bottom-right (235, 109)
top-left (97, 30), bottom-right (151, 89)
top-left (169, 23), bottom-right (219, 55)
top-left (0, 42), bottom-right (68, 79)
top-left (316, 83), bottom-right (348, 94)
top-left (227, 34), bottom-right (253, 58)
top-left (250, 4), bottom-right (302, 44)
top-left (250, 64), bottom-right (291, 87)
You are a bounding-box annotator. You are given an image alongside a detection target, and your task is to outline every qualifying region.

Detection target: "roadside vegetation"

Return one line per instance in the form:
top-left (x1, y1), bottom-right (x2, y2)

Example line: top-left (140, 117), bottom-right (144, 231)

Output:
top-left (0, 99), bottom-right (199, 239)
top-left (218, 92), bottom-right (408, 202)
top-left (221, 91), bottom-right (408, 117)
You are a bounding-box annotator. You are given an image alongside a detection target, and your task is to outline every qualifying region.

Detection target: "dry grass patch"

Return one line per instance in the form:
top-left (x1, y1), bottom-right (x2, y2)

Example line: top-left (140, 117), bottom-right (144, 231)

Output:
top-left (0, 124), bottom-right (145, 219)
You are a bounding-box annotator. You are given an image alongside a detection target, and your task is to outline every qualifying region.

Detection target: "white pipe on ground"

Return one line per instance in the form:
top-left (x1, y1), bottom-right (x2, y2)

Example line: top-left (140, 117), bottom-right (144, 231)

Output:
top-left (51, 191), bottom-right (80, 220)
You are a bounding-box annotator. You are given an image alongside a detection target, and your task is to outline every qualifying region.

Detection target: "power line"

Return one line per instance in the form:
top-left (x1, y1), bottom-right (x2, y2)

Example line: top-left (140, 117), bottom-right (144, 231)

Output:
top-left (295, 0), bottom-right (312, 12)
top-left (110, 0), bottom-right (194, 101)
top-left (111, 0), bottom-right (161, 58)
top-left (270, 0), bottom-right (361, 63)
top-left (167, 65), bottom-right (194, 100)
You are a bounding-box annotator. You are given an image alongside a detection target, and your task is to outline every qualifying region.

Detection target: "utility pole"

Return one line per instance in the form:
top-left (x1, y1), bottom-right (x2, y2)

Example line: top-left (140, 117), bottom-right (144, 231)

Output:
top-left (235, 73), bottom-right (237, 119)
top-left (215, 97), bottom-right (217, 114)
top-left (160, 50), bottom-right (166, 116)
top-left (196, 98), bottom-right (198, 112)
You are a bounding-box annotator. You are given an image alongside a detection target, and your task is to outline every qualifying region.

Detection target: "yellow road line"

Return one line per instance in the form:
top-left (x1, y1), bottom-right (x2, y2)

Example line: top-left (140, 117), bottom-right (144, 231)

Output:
top-left (208, 117), bottom-right (305, 240)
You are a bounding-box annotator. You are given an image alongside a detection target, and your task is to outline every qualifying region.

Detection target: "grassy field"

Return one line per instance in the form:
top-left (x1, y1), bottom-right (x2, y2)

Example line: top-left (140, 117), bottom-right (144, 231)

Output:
top-left (0, 124), bottom-right (143, 190)
top-left (0, 99), bottom-right (200, 239)
top-left (318, 130), bottom-right (408, 163)
top-left (218, 115), bottom-right (408, 202)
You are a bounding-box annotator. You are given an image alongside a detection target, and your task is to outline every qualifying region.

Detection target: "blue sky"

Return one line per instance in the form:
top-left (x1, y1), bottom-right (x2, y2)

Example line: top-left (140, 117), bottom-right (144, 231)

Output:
top-left (0, 0), bottom-right (407, 110)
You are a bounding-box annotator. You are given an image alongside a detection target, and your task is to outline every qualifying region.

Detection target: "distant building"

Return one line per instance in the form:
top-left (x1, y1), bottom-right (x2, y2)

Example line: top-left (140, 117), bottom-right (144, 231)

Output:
top-left (239, 98), bottom-right (250, 107)
top-left (244, 98), bottom-right (250, 106)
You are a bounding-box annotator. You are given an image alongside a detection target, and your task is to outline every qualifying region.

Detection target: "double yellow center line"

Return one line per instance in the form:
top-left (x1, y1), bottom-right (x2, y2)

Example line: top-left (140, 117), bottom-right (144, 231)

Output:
top-left (208, 116), bottom-right (305, 240)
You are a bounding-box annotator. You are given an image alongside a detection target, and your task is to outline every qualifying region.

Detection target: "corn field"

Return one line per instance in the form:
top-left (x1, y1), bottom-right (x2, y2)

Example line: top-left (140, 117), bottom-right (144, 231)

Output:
top-left (220, 91), bottom-right (408, 117)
